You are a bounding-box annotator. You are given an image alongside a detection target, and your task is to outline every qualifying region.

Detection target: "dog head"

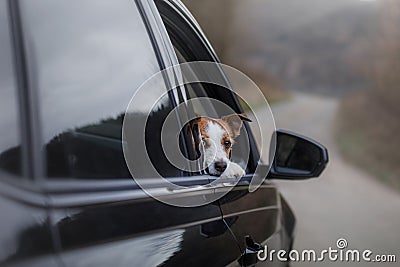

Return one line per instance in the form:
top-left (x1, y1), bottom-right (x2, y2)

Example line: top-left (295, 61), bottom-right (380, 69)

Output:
top-left (193, 114), bottom-right (251, 176)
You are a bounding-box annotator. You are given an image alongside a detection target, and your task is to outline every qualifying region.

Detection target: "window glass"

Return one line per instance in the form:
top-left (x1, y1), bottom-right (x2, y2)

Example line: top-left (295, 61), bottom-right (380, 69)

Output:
top-left (0, 0), bottom-right (22, 176)
top-left (20, 0), bottom-right (179, 178)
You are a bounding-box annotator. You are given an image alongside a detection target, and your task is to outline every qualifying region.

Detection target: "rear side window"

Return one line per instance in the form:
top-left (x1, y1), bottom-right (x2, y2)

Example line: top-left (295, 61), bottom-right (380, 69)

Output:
top-left (156, 0), bottom-right (258, 174)
top-left (19, 0), bottom-right (179, 178)
top-left (0, 0), bottom-right (22, 176)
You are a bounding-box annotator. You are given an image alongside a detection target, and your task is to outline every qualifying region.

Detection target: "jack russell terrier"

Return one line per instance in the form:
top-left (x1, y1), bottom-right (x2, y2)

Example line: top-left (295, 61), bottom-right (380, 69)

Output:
top-left (193, 113), bottom-right (251, 178)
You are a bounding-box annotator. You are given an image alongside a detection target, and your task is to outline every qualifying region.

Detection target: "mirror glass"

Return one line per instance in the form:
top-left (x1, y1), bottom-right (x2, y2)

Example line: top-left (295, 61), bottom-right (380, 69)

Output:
top-left (275, 133), bottom-right (322, 175)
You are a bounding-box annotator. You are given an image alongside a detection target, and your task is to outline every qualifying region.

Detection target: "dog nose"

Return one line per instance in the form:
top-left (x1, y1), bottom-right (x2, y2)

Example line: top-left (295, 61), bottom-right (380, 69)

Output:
top-left (214, 161), bottom-right (227, 173)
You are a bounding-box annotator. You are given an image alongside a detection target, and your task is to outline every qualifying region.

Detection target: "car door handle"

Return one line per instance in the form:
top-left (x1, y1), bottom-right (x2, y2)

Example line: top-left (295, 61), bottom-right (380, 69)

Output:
top-left (238, 235), bottom-right (262, 267)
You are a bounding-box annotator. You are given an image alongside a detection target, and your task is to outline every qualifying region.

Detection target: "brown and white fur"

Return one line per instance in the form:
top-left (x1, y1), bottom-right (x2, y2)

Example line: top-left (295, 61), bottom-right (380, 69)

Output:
top-left (194, 114), bottom-right (251, 178)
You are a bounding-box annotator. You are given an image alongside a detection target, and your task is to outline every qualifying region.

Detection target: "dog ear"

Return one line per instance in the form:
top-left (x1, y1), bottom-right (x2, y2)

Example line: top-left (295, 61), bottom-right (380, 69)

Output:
top-left (221, 113), bottom-right (251, 138)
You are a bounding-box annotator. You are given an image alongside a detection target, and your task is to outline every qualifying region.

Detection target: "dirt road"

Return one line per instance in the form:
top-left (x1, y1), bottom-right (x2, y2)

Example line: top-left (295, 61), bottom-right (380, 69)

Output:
top-left (268, 93), bottom-right (400, 266)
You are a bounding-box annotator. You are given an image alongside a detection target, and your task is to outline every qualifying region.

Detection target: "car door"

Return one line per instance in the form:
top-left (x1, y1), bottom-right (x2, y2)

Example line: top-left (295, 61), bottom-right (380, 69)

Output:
top-left (17, 0), bottom-right (241, 266)
top-left (155, 1), bottom-right (289, 266)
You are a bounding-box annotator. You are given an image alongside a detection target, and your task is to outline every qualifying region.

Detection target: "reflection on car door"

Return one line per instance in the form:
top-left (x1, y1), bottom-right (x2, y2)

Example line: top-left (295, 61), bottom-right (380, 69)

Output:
top-left (217, 181), bottom-right (286, 267)
top-left (46, 178), bottom-right (241, 267)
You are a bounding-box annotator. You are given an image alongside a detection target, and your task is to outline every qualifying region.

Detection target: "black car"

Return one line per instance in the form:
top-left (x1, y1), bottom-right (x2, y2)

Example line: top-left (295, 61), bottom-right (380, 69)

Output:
top-left (0, 0), bottom-right (328, 266)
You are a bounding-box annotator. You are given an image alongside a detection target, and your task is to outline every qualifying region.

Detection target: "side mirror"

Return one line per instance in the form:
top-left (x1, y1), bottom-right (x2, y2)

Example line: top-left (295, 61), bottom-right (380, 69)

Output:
top-left (268, 130), bottom-right (328, 179)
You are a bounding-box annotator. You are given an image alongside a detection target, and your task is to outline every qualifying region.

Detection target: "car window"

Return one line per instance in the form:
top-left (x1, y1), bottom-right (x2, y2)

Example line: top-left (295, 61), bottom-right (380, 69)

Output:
top-left (179, 68), bottom-right (252, 174)
top-left (0, 0), bottom-right (22, 176)
top-left (157, 0), bottom-right (256, 174)
top-left (19, 0), bottom-right (180, 179)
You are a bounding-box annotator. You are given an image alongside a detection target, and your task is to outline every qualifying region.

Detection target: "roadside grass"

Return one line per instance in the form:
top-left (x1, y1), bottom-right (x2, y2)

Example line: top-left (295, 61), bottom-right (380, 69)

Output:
top-left (335, 91), bottom-right (400, 191)
top-left (267, 93), bottom-right (291, 105)
top-left (239, 93), bottom-right (290, 113)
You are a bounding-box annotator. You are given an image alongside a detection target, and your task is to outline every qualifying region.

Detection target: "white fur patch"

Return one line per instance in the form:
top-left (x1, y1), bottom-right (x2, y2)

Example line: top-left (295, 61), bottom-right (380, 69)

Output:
top-left (203, 121), bottom-right (228, 175)
top-left (200, 119), bottom-right (246, 178)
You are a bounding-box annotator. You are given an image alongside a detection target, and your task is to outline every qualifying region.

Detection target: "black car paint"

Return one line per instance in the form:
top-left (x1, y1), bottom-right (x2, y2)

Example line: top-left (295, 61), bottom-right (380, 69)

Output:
top-left (0, 0), bottom-right (297, 266)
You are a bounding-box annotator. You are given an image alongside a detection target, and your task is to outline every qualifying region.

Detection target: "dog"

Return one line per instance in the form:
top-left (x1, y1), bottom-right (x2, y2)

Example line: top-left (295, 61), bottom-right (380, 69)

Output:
top-left (193, 113), bottom-right (251, 178)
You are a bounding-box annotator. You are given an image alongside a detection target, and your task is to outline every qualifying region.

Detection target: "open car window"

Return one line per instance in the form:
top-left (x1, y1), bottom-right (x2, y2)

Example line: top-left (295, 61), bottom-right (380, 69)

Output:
top-left (156, 0), bottom-right (258, 175)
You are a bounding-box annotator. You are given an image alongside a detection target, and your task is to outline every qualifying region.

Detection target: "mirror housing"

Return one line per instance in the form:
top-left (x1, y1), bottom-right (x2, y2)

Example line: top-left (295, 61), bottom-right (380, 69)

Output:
top-left (268, 130), bottom-right (328, 179)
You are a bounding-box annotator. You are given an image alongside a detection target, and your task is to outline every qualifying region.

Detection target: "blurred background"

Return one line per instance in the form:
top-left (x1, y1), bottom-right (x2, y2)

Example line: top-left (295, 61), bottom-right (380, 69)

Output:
top-left (183, 0), bottom-right (400, 265)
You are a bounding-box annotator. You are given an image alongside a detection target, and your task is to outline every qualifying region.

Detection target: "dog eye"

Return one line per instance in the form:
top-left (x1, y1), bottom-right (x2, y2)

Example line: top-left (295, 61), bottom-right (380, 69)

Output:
top-left (224, 141), bottom-right (231, 148)
top-left (201, 138), bottom-right (206, 145)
